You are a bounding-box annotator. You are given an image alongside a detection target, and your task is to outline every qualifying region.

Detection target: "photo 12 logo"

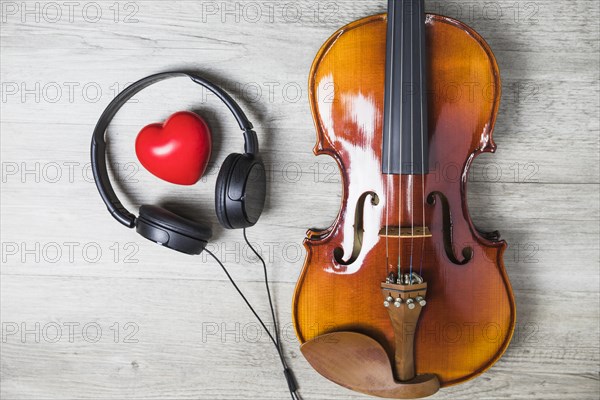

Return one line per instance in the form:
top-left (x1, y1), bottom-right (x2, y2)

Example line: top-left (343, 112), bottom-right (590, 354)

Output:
top-left (1, 241), bottom-right (141, 265)
top-left (1, 2), bottom-right (140, 24)
top-left (1, 161), bottom-right (139, 185)
top-left (428, 1), bottom-right (540, 25)
top-left (201, 321), bottom-right (297, 344)
top-left (2, 321), bottom-right (140, 344)
top-left (198, 1), bottom-right (339, 24)
top-left (1, 81), bottom-right (138, 104)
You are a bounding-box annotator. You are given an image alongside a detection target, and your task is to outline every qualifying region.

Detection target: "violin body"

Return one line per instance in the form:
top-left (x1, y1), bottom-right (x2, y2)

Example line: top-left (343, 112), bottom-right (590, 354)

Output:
top-left (293, 13), bottom-right (515, 388)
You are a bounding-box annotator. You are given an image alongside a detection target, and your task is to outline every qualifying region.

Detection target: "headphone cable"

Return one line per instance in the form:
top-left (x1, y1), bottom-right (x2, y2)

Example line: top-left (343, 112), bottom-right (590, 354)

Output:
top-left (243, 229), bottom-right (282, 348)
top-left (243, 229), bottom-right (299, 399)
top-left (205, 234), bottom-right (300, 400)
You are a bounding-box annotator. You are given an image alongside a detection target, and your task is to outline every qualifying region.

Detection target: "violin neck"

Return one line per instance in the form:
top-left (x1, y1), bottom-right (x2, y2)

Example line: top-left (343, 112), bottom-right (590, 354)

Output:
top-left (382, 0), bottom-right (429, 176)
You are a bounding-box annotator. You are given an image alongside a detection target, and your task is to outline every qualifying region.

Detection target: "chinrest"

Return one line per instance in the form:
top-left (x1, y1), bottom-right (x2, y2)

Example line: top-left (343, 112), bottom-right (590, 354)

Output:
top-left (300, 332), bottom-right (440, 399)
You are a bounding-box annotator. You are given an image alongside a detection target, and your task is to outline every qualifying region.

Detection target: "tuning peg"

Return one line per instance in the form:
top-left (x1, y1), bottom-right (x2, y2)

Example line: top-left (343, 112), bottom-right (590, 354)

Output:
top-left (415, 296), bottom-right (426, 307)
top-left (393, 298), bottom-right (403, 308)
top-left (405, 298), bottom-right (415, 310)
top-left (384, 295), bottom-right (394, 308)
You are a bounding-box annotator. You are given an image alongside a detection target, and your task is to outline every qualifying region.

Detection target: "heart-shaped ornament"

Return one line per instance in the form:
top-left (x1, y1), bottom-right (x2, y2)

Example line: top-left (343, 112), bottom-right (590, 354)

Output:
top-left (135, 111), bottom-right (212, 185)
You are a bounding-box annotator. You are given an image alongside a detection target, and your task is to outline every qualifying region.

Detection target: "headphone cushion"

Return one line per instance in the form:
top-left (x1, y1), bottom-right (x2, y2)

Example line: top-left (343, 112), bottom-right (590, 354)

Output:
top-left (215, 153), bottom-right (241, 229)
top-left (138, 205), bottom-right (212, 242)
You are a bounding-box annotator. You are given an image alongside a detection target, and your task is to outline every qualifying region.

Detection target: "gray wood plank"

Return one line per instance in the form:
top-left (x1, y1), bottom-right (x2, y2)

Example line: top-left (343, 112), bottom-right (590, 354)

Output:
top-left (1, 0), bottom-right (599, 399)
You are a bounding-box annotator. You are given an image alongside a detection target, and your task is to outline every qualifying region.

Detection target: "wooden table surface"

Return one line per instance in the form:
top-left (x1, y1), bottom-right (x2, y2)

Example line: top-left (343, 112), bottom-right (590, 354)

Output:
top-left (1, 1), bottom-right (599, 399)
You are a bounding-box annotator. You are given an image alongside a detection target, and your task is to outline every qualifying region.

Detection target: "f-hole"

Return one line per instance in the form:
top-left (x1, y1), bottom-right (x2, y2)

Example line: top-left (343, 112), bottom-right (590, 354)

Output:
top-left (427, 191), bottom-right (473, 266)
top-left (334, 191), bottom-right (379, 266)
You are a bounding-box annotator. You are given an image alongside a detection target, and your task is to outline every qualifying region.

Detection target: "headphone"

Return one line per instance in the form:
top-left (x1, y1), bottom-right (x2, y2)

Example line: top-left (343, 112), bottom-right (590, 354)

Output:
top-left (91, 72), bottom-right (267, 256)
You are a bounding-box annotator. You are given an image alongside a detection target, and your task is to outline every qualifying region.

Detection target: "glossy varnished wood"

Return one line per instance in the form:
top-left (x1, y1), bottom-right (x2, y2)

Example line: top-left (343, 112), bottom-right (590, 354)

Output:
top-left (293, 13), bottom-right (516, 387)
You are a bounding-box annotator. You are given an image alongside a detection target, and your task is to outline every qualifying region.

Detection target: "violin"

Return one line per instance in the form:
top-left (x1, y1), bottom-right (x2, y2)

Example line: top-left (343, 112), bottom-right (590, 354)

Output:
top-left (292, 0), bottom-right (515, 398)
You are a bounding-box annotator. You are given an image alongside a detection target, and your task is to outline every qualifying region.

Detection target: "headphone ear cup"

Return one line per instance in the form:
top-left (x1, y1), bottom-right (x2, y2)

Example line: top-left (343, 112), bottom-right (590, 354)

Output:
top-left (216, 153), bottom-right (266, 229)
top-left (136, 205), bottom-right (212, 255)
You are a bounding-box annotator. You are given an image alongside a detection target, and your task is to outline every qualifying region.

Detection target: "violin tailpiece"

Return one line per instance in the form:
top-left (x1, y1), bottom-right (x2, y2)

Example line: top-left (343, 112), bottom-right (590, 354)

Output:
top-left (381, 280), bottom-right (431, 382)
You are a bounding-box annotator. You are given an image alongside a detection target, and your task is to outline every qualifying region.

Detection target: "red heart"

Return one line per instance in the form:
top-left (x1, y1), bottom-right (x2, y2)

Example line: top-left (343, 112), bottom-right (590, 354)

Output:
top-left (135, 111), bottom-right (212, 185)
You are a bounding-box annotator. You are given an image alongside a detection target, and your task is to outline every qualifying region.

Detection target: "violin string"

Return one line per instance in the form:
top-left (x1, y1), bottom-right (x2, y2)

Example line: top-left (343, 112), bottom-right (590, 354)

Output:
top-left (409, 0), bottom-right (415, 282)
top-left (419, 0), bottom-right (426, 277)
top-left (398, 0), bottom-right (404, 281)
top-left (385, 0), bottom-right (395, 279)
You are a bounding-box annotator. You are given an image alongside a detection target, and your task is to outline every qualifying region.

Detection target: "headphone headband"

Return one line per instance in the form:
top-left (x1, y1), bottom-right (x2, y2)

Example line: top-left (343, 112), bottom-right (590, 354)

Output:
top-left (91, 71), bottom-right (259, 228)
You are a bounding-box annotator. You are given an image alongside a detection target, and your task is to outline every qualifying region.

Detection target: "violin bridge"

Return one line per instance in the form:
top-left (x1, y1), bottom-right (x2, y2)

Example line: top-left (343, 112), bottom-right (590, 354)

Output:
top-left (379, 226), bottom-right (432, 238)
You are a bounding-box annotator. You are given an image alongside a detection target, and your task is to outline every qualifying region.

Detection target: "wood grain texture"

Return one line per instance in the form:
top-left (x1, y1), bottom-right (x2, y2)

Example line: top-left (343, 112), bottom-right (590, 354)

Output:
top-left (1, 1), bottom-right (599, 399)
